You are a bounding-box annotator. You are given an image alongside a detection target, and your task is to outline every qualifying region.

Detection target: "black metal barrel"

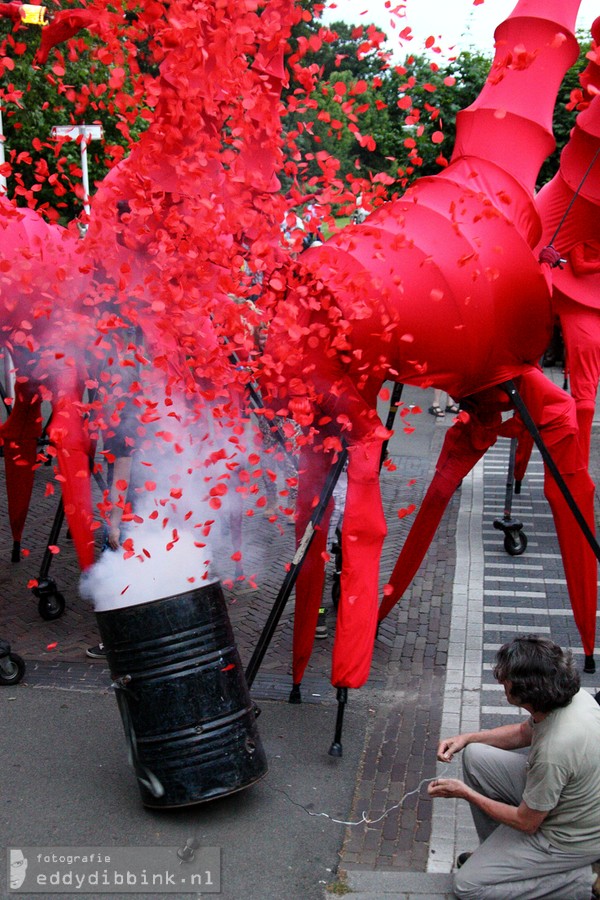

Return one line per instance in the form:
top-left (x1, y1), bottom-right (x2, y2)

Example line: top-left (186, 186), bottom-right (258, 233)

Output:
top-left (96, 582), bottom-right (268, 808)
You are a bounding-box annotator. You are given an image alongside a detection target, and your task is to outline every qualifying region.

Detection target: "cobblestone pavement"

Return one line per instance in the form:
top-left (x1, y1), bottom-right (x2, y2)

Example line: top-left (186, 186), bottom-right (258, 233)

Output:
top-left (1, 374), bottom-right (599, 899)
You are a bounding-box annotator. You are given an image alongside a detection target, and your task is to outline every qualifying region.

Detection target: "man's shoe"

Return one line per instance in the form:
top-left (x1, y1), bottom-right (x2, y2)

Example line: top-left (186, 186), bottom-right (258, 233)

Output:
top-left (591, 872), bottom-right (600, 899)
top-left (86, 643), bottom-right (106, 659)
top-left (456, 852), bottom-right (472, 869)
top-left (315, 608), bottom-right (328, 639)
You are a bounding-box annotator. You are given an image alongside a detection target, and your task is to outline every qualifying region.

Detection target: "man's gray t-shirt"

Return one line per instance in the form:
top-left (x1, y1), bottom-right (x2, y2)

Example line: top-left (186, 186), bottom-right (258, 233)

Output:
top-left (523, 688), bottom-right (600, 852)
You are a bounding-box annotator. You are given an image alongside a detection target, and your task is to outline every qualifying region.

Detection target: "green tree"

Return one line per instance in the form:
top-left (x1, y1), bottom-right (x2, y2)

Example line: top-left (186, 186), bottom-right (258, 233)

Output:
top-left (0, 7), bottom-right (150, 222)
top-left (282, 6), bottom-right (595, 202)
top-left (377, 49), bottom-right (491, 184)
top-left (538, 30), bottom-right (593, 188)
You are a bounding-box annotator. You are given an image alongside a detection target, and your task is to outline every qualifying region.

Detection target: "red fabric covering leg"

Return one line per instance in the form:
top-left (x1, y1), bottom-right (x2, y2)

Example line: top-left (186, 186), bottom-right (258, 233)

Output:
top-left (378, 414), bottom-right (497, 622)
top-left (556, 297), bottom-right (600, 467)
top-left (377, 388), bottom-right (518, 622)
top-left (514, 431), bottom-right (535, 484)
top-left (292, 444), bottom-right (335, 684)
top-left (575, 406), bottom-right (595, 470)
top-left (518, 369), bottom-right (597, 658)
top-left (48, 393), bottom-right (95, 570)
top-left (0, 385), bottom-right (42, 544)
top-left (331, 438), bottom-right (386, 689)
top-left (543, 468), bottom-right (597, 657)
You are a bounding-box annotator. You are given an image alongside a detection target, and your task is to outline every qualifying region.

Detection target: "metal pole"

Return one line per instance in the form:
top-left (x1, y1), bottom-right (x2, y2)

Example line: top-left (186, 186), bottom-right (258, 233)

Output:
top-left (51, 124), bottom-right (102, 232)
top-left (2, 348), bottom-right (14, 402)
top-left (80, 134), bottom-right (90, 219)
top-left (244, 447), bottom-right (348, 688)
top-left (501, 380), bottom-right (600, 563)
top-left (0, 88), bottom-right (13, 404)
top-left (502, 379), bottom-right (598, 673)
top-left (78, 134), bottom-right (91, 236)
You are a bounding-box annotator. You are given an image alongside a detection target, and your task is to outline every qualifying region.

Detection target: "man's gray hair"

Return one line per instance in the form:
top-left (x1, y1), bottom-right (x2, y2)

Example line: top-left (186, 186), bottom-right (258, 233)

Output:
top-left (493, 635), bottom-right (580, 713)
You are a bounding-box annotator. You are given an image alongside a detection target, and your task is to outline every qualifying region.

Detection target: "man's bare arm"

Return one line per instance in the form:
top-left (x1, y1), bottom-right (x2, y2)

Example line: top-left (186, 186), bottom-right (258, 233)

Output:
top-left (437, 719), bottom-right (532, 761)
top-left (428, 778), bottom-right (547, 834)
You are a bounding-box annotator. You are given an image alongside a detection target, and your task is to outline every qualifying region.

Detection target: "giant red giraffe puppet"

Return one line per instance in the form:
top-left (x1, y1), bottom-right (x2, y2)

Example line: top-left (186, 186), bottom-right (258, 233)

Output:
top-left (377, 19), bottom-right (600, 676)
top-left (261, 0), bottom-right (599, 698)
top-left (1, 0), bottom-right (597, 693)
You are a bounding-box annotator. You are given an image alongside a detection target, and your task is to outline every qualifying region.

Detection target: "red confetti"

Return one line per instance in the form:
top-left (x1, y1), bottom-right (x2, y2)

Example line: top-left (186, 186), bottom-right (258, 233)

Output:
top-left (397, 504), bottom-right (417, 519)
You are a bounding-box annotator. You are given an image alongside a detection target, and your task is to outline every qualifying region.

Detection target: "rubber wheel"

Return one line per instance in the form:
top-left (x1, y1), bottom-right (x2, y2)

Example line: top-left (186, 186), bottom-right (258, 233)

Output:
top-left (38, 590), bottom-right (66, 620)
top-left (504, 530), bottom-right (528, 556)
top-left (0, 652), bottom-right (26, 685)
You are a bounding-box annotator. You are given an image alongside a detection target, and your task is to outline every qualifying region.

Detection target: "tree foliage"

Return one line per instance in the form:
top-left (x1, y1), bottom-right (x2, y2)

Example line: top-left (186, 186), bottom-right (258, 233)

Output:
top-left (283, 9), bottom-right (594, 214)
top-left (0, 0), bottom-right (595, 224)
top-left (0, 2), bottom-right (152, 221)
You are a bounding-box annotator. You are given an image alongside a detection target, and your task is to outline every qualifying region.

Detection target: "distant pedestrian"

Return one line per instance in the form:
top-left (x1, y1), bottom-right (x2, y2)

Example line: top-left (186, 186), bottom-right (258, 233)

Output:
top-left (428, 635), bottom-right (600, 899)
top-left (428, 388), bottom-right (459, 418)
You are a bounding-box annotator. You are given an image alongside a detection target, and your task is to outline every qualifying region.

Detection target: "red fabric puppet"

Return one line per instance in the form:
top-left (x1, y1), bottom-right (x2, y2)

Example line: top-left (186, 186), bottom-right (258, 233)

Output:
top-left (263, 0), bottom-right (597, 689)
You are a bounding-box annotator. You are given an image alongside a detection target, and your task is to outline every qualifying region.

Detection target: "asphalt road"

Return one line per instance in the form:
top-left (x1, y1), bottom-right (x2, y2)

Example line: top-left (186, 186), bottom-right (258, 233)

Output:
top-left (0, 689), bottom-right (370, 900)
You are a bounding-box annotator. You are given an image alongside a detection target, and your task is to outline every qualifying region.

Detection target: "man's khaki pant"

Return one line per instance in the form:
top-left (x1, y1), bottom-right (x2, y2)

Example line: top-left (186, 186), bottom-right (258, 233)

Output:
top-left (453, 742), bottom-right (598, 899)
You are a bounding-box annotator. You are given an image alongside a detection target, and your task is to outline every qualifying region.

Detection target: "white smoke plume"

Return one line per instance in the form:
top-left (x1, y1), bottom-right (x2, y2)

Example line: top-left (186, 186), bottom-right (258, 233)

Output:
top-left (80, 389), bottom-right (296, 611)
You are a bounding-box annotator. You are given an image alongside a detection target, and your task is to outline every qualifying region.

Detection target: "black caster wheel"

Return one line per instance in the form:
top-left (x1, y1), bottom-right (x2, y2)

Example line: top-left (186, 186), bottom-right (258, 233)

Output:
top-left (37, 591), bottom-right (66, 620)
top-left (504, 530), bottom-right (527, 556)
top-left (0, 652), bottom-right (26, 685)
top-left (32, 580), bottom-right (66, 620)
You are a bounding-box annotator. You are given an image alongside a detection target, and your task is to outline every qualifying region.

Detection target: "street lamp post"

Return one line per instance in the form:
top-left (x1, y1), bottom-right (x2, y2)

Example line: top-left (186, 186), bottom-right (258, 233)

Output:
top-left (51, 124), bottom-right (103, 233)
top-left (0, 105), bottom-right (11, 397)
top-left (0, 106), bottom-right (6, 195)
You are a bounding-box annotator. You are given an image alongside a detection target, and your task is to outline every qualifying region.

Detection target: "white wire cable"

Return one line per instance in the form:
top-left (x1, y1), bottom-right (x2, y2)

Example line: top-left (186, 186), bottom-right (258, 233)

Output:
top-left (271, 776), bottom-right (438, 826)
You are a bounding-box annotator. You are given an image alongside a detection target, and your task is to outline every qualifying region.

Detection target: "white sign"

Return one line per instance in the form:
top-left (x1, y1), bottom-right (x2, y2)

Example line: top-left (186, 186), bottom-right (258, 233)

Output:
top-left (51, 124), bottom-right (103, 141)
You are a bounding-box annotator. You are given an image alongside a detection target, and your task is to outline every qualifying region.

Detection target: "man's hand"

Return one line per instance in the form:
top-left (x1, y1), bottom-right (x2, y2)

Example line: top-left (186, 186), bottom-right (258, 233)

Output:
top-left (437, 720), bottom-right (532, 759)
top-left (428, 778), bottom-right (468, 800)
top-left (437, 734), bottom-right (469, 762)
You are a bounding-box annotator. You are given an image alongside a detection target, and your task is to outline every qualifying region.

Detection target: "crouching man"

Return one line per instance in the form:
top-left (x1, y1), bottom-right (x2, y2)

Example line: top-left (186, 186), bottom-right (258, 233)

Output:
top-left (428, 635), bottom-right (600, 899)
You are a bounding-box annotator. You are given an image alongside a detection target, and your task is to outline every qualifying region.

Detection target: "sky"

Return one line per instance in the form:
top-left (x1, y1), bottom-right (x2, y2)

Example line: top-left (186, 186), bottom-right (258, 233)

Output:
top-left (321, 0), bottom-right (599, 59)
